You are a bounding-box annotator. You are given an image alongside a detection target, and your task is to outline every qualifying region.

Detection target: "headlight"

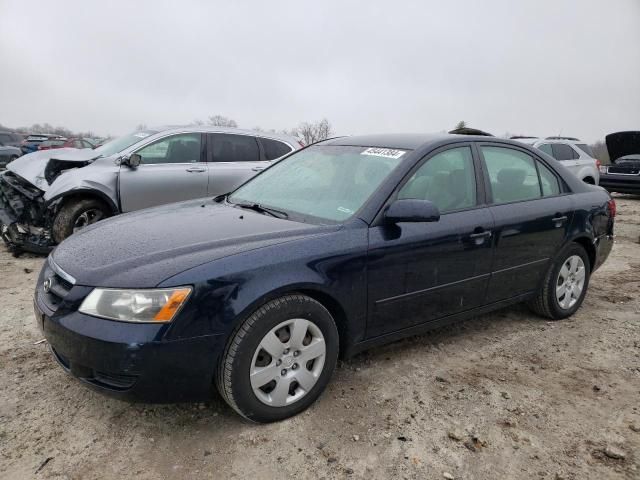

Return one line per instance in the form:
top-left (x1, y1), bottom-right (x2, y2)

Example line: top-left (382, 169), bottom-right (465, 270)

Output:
top-left (79, 287), bottom-right (192, 323)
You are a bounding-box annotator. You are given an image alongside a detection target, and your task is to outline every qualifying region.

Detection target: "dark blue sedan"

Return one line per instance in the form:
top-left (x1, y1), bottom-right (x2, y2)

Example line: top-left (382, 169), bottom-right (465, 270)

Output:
top-left (35, 133), bottom-right (615, 422)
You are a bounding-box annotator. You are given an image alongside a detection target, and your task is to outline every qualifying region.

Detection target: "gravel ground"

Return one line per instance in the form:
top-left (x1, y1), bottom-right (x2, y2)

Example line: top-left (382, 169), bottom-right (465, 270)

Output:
top-left (1, 195), bottom-right (639, 480)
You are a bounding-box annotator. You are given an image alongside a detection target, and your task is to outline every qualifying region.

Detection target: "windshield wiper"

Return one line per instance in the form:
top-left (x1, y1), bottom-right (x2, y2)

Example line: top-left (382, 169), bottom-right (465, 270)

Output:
top-left (232, 201), bottom-right (289, 219)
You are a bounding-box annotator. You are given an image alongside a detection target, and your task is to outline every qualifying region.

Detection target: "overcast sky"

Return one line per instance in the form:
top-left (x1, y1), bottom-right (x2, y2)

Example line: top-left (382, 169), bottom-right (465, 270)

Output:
top-left (1, 0), bottom-right (639, 142)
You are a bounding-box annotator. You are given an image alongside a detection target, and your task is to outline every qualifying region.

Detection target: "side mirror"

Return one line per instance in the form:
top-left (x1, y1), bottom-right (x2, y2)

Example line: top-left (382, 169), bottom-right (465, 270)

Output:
top-left (124, 153), bottom-right (142, 168)
top-left (385, 199), bottom-right (440, 223)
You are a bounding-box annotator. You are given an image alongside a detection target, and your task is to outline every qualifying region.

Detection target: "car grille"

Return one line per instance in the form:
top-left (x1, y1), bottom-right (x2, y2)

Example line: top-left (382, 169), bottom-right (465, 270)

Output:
top-left (40, 259), bottom-right (75, 310)
top-left (607, 165), bottom-right (640, 175)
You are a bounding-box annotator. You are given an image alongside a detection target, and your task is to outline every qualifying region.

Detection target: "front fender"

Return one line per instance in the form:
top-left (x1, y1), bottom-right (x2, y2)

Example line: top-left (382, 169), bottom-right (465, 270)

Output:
top-left (159, 227), bottom-right (369, 348)
top-left (43, 161), bottom-right (120, 213)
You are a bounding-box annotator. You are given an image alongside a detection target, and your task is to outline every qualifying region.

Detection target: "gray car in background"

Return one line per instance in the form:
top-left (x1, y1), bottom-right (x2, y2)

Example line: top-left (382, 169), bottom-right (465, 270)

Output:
top-left (0, 146), bottom-right (22, 170)
top-left (0, 126), bottom-right (301, 253)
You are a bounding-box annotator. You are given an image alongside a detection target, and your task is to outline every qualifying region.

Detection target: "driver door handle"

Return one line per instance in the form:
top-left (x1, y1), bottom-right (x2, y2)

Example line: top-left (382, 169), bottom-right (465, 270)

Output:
top-left (186, 166), bottom-right (207, 173)
top-left (469, 230), bottom-right (492, 239)
top-left (469, 230), bottom-right (492, 245)
top-left (252, 167), bottom-right (265, 172)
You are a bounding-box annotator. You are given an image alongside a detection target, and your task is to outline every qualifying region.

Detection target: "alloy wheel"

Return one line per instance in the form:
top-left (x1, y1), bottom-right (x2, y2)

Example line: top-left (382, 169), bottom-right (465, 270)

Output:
top-left (72, 208), bottom-right (105, 233)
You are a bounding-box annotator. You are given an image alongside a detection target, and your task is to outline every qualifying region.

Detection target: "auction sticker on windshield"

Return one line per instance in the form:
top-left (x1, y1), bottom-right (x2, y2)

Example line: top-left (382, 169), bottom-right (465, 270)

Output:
top-left (361, 147), bottom-right (406, 159)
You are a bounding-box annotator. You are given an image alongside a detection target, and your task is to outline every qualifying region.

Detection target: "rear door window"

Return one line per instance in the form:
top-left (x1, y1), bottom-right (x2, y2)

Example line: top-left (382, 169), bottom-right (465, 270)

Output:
top-left (260, 137), bottom-right (293, 160)
top-left (481, 146), bottom-right (542, 204)
top-left (551, 143), bottom-right (579, 160)
top-left (209, 133), bottom-right (260, 162)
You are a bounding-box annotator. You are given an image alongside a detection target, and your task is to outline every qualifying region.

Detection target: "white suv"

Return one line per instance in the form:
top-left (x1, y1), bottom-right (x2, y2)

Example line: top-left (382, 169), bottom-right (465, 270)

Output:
top-left (512, 136), bottom-right (600, 185)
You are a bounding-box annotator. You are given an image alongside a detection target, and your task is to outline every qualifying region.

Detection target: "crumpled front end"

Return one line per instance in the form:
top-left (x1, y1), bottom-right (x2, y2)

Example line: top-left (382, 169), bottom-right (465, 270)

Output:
top-left (0, 170), bottom-right (55, 254)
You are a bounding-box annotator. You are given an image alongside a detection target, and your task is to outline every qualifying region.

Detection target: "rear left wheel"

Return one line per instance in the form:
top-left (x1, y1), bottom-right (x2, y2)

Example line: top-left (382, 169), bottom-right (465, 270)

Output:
top-left (528, 243), bottom-right (591, 320)
top-left (216, 294), bottom-right (339, 423)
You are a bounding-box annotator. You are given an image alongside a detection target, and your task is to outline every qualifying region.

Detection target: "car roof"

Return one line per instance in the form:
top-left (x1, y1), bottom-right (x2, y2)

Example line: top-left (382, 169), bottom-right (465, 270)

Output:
top-left (319, 133), bottom-right (522, 150)
top-left (149, 125), bottom-right (300, 146)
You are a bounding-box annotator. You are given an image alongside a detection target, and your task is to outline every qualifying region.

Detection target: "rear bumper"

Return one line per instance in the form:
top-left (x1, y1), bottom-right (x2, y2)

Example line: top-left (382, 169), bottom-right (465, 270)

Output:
top-left (599, 174), bottom-right (640, 194)
top-left (594, 233), bottom-right (614, 272)
top-left (36, 290), bottom-right (226, 402)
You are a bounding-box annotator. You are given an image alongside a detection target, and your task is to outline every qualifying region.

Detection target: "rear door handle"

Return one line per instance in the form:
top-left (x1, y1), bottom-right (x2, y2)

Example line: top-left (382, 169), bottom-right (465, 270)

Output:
top-left (552, 215), bottom-right (568, 226)
top-left (186, 166), bottom-right (207, 173)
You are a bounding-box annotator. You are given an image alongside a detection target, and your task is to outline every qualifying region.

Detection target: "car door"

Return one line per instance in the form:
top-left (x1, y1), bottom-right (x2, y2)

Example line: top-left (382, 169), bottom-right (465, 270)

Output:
top-left (206, 133), bottom-right (268, 196)
top-left (478, 144), bottom-right (574, 302)
top-left (366, 144), bottom-right (494, 338)
top-left (119, 132), bottom-right (208, 212)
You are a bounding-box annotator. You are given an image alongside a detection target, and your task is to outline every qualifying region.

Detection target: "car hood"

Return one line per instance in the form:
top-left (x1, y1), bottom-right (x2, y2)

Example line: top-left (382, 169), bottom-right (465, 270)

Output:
top-left (7, 148), bottom-right (101, 191)
top-left (51, 199), bottom-right (334, 288)
top-left (605, 131), bottom-right (640, 162)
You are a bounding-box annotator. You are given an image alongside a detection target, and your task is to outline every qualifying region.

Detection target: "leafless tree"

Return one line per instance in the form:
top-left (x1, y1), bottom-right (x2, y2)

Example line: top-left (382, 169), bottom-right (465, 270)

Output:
top-left (590, 140), bottom-right (610, 163)
top-left (208, 115), bottom-right (238, 128)
top-left (454, 120), bottom-right (466, 130)
top-left (290, 118), bottom-right (333, 145)
top-left (135, 123), bottom-right (148, 131)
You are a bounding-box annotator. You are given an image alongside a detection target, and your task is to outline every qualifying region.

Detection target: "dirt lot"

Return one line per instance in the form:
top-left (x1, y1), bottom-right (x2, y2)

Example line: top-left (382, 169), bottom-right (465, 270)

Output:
top-left (1, 196), bottom-right (639, 480)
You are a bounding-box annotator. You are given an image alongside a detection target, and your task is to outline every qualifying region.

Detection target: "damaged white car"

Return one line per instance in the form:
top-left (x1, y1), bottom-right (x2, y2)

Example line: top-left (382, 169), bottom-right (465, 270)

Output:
top-left (0, 126), bottom-right (300, 253)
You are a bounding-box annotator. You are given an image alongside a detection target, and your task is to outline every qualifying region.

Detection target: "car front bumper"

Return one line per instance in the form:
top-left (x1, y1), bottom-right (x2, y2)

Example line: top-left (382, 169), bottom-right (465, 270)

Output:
top-left (35, 288), bottom-right (226, 402)
top-left (0, 171), bottom-right (53, 254)
top-left (599, 174), bottom-right (640, 194)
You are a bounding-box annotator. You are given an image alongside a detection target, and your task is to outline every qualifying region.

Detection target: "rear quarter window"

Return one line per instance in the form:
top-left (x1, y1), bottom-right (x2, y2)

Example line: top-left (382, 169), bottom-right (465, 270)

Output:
top-left (537, 144), bottom-right (553, 156)
top-left (260, 138), bottom-right (293, 160)
top-left (551, 144), bottom-right (579, 160)
top-left (576, 144), bottom-right (595, 157)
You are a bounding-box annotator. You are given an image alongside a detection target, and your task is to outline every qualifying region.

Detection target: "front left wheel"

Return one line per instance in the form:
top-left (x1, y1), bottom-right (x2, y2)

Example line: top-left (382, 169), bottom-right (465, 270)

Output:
top-left (216, 294), bottom-right (339, 423)
top-left (52, 197), bottom-right (111, 243)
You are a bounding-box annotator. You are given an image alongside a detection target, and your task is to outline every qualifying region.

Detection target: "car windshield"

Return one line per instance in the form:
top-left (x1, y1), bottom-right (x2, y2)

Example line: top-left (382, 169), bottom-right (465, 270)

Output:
top-left (93, 130), bottom-right (159, 157)
top-left (228, 145), bottom-right (408, 223)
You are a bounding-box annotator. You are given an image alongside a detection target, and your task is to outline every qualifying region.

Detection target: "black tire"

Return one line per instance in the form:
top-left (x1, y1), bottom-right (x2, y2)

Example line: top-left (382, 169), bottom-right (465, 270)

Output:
top-left (216, 294), bottom-right (339, 423)
top-left (9, 155), bottom-right (18, 162)
top-left (52, 197), bottom-right (111, 243)
top-left (528, 243), bottom-right (591, 320)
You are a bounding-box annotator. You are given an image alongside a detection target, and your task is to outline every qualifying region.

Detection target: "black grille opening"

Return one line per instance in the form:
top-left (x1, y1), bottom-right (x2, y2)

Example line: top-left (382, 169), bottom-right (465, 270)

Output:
top-left (93, 371), bottom-right (138, 390)
top-left (607, 166), bottom-right (639, 175)
top-left (51, 347), bottom-right (137, 391)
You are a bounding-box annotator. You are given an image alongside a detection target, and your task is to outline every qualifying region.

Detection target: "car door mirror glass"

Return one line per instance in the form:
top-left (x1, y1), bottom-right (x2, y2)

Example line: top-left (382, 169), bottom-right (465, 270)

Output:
top-left (385, 199), bottom-right (440, 223)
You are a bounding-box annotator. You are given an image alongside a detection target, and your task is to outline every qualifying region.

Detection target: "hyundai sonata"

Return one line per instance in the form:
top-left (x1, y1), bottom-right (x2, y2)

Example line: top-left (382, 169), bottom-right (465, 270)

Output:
top-left (35, 133), bottom-right (615, 422)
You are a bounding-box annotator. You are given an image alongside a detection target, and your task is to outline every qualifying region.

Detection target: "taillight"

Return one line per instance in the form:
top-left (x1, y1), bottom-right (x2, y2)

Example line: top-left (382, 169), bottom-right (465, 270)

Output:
top-left (598, 159), bottom-right (607, 174)
top-left (607, 199), bottom-right (616, 218)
